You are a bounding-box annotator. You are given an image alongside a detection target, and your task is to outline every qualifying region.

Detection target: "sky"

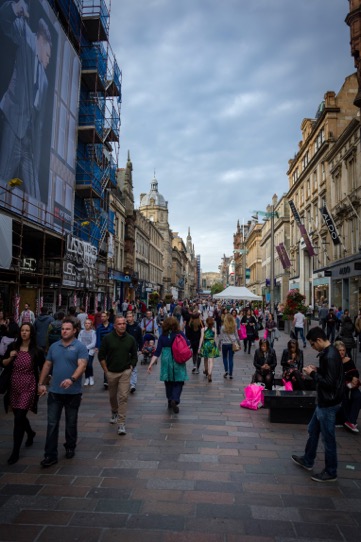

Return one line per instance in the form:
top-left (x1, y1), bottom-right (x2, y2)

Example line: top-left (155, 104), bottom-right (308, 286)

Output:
top-left (109, 0), bottom-right (354, 272)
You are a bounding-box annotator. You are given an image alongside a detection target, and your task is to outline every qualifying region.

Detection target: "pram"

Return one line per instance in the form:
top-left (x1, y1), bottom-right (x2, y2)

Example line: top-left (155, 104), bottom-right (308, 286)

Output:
top-left (141, 333), bottom-right (156, 365)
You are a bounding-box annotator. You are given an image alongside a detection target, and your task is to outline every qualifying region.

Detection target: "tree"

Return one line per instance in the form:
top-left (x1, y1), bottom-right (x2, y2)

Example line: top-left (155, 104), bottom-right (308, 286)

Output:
top-left (211, 282), bottom-right (224, 295)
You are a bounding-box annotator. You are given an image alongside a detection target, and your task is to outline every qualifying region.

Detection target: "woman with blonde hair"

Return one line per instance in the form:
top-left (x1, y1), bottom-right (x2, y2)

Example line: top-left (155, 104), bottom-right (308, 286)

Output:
top-left (199, 317), bottom-right (219, 382)
top-left (219, 313), bottom-right (241, 379)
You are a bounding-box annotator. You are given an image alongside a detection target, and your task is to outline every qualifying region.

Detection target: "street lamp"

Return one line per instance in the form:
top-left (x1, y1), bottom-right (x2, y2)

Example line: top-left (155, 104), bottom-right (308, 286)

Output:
top-left (253, 207), bottom-right (279, 313)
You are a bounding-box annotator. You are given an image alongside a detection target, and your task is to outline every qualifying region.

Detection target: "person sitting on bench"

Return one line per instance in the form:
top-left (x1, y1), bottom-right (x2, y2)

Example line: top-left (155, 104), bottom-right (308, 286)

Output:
top-left (281, 339), bottom-right (304, 389)
top-left (253, 338), bottom-right (277, 390)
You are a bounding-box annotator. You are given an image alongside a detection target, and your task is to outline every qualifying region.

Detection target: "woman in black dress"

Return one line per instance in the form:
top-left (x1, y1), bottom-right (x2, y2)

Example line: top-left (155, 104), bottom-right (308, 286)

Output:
top-left (241, 308), bottom-right (257, 354)
top-left (2, 323), bottom-right (44, 464)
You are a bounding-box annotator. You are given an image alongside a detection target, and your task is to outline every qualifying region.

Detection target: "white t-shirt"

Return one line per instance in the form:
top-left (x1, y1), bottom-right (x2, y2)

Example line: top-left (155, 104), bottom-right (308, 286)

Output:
top-left (294, 312), bottom-right (305, 328)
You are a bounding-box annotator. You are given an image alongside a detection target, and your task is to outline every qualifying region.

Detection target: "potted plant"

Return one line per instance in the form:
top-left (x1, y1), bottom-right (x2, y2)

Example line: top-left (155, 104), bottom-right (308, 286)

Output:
top-left (282, 289), bottom-right (307, 332)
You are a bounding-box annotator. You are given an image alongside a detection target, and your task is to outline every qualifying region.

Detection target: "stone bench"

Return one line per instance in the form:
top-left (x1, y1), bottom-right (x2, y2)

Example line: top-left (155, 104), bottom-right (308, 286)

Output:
top-left (263, 389), bottom-right (317, 424)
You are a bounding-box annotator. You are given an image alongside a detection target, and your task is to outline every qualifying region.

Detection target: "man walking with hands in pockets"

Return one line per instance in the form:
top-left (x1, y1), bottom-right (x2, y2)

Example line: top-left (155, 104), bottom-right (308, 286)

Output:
top-left (98, 316), bottom-right (138, 435)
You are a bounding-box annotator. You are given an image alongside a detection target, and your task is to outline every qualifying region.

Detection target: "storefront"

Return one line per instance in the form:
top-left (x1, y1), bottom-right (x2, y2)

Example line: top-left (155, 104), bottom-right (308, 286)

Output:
top-left (312, 275), bottom-right (330, 314)
top-left (328, 255), bottom-right (361, 317)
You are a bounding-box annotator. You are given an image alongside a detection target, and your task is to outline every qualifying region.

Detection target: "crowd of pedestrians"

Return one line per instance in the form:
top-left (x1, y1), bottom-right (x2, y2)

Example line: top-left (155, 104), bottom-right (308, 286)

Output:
top-left (0, 297), bottom-right (360, 482)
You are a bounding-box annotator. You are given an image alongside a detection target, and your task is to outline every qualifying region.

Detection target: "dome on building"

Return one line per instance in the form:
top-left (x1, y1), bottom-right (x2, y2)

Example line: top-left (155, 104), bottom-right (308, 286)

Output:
top-left (139, 177), bottom-right (167, 208)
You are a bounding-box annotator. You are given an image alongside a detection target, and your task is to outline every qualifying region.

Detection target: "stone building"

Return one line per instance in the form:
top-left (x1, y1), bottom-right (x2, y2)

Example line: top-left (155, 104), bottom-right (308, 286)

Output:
top-left (139, 177), bottom-right (173, 295)
top-left (286, 73), bottom-right (360, 311)
top-left (134, 210), bottom-right (163, 303)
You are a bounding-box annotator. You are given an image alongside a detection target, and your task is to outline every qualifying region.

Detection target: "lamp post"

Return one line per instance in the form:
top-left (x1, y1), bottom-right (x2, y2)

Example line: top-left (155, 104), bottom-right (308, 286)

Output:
top-left (253, 206), bottom-right (278, 313)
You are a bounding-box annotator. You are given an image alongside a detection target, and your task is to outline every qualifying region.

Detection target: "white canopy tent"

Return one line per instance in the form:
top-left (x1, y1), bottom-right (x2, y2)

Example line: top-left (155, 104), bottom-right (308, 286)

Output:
top-left (213, 286), bottom-right (262, 301)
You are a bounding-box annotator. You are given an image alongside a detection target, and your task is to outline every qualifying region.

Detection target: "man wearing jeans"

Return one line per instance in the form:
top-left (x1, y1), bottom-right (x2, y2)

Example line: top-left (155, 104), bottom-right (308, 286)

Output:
top-left (291, 327), bottom-right (344, 482)
top-left (38, 319), bottom-right (88, 467)
top-left (98, 316), bottom-right (138, 435)
top-left (293, 310), bottom-right (307, 348)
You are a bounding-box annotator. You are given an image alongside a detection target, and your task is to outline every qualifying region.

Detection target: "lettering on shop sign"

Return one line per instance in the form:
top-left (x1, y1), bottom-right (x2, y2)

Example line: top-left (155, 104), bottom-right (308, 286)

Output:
top-left (320, 206), bottom-right (341, 245)
top-left (339, 266), bottom-right (350, 276)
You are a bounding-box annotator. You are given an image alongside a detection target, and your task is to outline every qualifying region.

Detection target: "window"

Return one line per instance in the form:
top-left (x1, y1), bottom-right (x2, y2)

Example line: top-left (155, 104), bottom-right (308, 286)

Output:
top-left (302, 151), bottom-right (309, 171)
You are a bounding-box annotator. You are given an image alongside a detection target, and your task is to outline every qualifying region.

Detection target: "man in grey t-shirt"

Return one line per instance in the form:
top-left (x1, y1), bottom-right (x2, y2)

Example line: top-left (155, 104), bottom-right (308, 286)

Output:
top-left (38, 318), bottom-right (88, 467)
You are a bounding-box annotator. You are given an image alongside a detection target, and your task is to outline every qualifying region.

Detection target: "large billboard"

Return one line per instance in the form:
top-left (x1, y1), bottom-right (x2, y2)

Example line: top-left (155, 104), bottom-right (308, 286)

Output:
top-left (0, 0), bottom-right (81, 233)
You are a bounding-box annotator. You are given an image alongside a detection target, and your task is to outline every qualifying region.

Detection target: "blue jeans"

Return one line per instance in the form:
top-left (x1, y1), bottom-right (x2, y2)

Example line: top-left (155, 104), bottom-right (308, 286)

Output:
top-left (295, 327), bottom-right (306, 346)
top-left (222, 344), bottom-right (234, 375)
top-left (303, 404), bottom-right (341, 476)
top-left (85, 355), bottom-right (94, 378)
top-left (130, 366), bottom-right (138, 388)
top-left (327, 326), bottom-right (336, 344)
top-left (44, 392), bottom-right (82, 459)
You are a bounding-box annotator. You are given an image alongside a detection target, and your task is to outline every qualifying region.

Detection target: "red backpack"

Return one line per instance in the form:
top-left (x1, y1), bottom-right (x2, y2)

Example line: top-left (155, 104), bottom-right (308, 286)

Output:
top-left (171, 333), bottom-right (192, 364)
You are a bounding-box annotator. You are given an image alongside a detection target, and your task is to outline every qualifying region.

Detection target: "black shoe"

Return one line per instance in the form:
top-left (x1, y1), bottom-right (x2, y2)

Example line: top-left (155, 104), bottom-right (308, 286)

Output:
top-left (7, 453), bottom-right (19, 465)
top-left (25, 430), bottom-right (36, 447)
top-left (40, 457), bottom-right (58, 468)
top-left (167, 401), bottom-right (172, 409)
top-left (311, 470), bottom-right (337, 483)
top-left (229, 375), bottom-right (233, 380)
top-left (223, 372), bottom-right (228, 378)
top-left (170, 400), bottom-right (179, 414)
top-left (130, 387), bottom-right (136, 393)
top-left (291, 454), bottom-right (313, 471)
top-left (65, 449), bottom-right (75, 459)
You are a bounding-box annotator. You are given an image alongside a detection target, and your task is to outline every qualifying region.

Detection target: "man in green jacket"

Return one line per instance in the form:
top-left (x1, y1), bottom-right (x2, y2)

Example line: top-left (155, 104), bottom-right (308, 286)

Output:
top-left (98, 316), bottom-right (138, 435)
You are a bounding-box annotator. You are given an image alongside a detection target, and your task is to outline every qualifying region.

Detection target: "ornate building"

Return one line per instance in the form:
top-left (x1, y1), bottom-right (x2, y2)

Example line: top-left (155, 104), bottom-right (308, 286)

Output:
top-left (139, 177), bottom-right (173, 295)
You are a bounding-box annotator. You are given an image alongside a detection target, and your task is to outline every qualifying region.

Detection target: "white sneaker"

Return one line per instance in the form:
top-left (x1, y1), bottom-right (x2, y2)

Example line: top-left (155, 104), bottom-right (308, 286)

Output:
top-left (109, 412), bottom-right (118, 424)
top-left (117, 423), bottom-right (126, 435)
top-left (84, 378), bottom-right (89, 386)
top-left (89, 377), bottom-right (94, 386)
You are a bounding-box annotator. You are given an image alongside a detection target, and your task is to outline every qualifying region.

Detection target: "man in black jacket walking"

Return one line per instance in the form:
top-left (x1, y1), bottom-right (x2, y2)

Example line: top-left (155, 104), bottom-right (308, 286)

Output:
top-left (291, 326), bottom-right (344, 482)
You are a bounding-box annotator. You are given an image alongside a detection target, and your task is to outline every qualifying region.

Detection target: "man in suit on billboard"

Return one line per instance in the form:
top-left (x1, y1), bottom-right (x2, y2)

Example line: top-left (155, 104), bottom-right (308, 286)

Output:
top-left (0, 0), bottom-right (52, 201)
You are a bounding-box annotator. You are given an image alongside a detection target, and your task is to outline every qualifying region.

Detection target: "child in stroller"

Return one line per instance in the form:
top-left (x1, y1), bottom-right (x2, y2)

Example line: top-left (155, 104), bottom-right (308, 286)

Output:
top-left (141, 335), bottom-right (156, 365)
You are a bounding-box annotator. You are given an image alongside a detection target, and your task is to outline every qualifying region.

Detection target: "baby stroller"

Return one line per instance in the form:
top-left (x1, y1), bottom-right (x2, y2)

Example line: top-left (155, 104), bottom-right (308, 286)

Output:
top-left (141, 333), bottom-right (156, 365)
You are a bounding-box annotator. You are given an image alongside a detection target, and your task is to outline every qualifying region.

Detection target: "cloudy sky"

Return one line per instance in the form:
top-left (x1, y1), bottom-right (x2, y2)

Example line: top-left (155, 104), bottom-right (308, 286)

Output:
top-left (109, 0), bottom-right (354, 271)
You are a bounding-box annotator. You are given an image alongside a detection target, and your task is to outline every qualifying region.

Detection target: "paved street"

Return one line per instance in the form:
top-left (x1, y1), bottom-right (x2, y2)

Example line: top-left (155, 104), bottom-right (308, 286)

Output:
top-left (1, 326), bottom-right (361, 542)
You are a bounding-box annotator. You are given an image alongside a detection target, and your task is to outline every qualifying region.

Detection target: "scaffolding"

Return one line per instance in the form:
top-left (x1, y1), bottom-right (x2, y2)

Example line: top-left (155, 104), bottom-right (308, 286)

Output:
top-left (0, 0), bottom-right (123, 314)
top-left (46, 0), bottom-right (122, 251)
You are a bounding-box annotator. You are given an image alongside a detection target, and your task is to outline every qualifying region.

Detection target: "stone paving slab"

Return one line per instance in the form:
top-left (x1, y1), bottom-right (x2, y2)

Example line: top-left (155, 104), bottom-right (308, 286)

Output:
top-left (1, 326), bottom-right (361, 541)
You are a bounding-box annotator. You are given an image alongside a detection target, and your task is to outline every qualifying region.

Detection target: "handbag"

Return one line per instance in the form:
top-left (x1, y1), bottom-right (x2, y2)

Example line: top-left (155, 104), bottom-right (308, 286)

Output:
top-left (240, 383), bottom-right (265, 410)
top-left (232, 342), bottom-right (240, 352)
top-left (263, 329), bottom-right (269, 340)
top-left (0, 362), bottom-right (13, 395)
top-left (238, 324), bottom-right (247, 340)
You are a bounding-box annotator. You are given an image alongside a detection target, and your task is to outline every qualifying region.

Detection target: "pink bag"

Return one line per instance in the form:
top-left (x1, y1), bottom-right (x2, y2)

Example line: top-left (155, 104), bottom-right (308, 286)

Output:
top-left (240, 383), bottom-right (265, 410)
top-left (238, 324), bottom-right (247, 340)
top-left (263, 329), bottom-right (269, 339)
top-left (282, 379), bottom-right (293, 391)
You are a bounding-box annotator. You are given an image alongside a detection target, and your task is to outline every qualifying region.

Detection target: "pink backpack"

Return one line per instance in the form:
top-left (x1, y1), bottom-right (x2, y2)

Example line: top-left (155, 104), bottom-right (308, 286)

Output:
top-left (171, 333), bottom-right (192, 364)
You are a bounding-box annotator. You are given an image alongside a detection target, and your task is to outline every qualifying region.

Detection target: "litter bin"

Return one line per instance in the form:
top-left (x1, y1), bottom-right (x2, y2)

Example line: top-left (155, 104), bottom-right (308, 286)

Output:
top-left (277, 314), bottom-right (285, 331)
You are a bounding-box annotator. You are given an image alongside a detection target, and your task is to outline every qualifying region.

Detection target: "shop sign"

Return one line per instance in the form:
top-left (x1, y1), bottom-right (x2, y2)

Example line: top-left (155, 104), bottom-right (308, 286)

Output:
top-left (339, 266), bottom-right (351, 276)
top-left (320, 206), bottom-right (341, 245)
top-left (20, 257), bottom-right (37, 272)
top-left (63, 235), bottom-right (97, 289)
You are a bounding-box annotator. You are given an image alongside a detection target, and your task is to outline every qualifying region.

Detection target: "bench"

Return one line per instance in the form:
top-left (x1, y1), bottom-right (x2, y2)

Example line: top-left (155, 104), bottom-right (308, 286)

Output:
top-left (263, 389), bottom-right (317, 424)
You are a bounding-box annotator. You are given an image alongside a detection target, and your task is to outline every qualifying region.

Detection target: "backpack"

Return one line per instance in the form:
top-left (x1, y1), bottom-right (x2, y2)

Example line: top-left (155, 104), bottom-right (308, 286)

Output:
top-left (48, 322), bottom-right (62, 346)
top-left (171, 333), bottom-right (192, 364)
